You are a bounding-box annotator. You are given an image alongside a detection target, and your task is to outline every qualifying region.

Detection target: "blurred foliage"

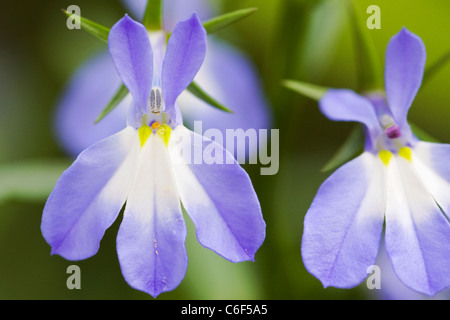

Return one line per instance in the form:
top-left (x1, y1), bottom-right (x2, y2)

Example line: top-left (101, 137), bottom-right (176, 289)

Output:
top-left (0, 0), bottom-right (448, 300)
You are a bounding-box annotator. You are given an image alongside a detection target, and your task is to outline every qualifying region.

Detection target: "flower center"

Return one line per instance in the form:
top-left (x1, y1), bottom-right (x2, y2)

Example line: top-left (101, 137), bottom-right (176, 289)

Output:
top-left (379, 114), bottom-right (401, 139)
top-left (140, 86), bottom-right (170, 127)
top-left (138, 121), bottom-right (172, 148)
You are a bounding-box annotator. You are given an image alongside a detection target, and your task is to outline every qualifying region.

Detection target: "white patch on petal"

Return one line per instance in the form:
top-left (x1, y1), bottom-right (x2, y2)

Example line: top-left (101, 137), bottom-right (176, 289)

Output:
top-left (117, 132), bottom-right (187, 297)
top-left (356, 152), bottom-right (387, 223)
top-left (412, 143), bottom-right (450, 220)
top-left (125, 133), bottom-right (182, 228)
top-left (385, 156), bottom-right (428, 289)
top-left (93, 127), bottom-right (140, 206)
top-left (386, 154), bottom-right (441, 226)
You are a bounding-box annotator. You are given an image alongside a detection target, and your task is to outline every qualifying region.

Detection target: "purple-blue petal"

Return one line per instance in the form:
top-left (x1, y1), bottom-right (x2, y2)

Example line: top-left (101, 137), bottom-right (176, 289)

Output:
top-left (162, 13), bottom-right (206, 113)
top-left (376, 244), bottom-right (428, 300)
top-left (319, 89), bottom-right (381, 150)
top-left (301, 152), bottom-right (385, 288)
top-left (41, 127), bottom-right (139, 260)
top-left (384, 28), bottom-right (426, 126)
top-left (320, 89), bottom-right (378, 128)
top-left (169, 126), bottom-right (266, 262)
top-left (108, 15), bottom-right (153, 126)
top-left (55, 50), bottom-right (128, 157)
top-left (376, 243), bottom-right (450, 300)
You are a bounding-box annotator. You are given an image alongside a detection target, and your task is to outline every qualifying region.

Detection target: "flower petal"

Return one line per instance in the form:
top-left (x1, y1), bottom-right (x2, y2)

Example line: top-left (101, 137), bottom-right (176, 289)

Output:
top-left (117, 133), bottom-right (187, 298)
top-left (385, 28), bottom-right (426, 125)
top-left (414, 142), bottom-right (450, 183)
top-left (376, 244), bottom-right (430, 300)
top-left (376, 241), bottom-right (450, 300)
top-left (384, 154), bottom-right (450, 296)
top-left (108, 15), bottom-right (153, 126)
top-left (320, 89), bottom-right (378, 129)
top-left (412, 142), bottom-right (450, 219)
top-left (41, 127), bottom-right (139, 260)
top-left (162, 14), bottom-right (206, 114)
top-left (55, 51), bottom-right (129, 156)
top-left (319, 89), bottom-right (380, 150)
top-left (301, 152), bottom-right (385, 288)
top-left (177, 38), bottom-right (271, 134)
top-left (169, 126), bottom-right (265, 262)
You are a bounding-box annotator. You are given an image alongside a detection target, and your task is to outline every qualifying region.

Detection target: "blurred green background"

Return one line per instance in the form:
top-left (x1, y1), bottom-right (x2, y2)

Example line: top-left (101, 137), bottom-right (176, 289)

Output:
top-left (0, 0), bottom-right (448, 299)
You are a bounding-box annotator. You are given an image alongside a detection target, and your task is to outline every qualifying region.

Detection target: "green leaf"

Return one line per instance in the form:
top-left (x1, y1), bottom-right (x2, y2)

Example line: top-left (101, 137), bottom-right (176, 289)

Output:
top-left (62, 9), bottom-right (110, 42)
top-left (348, 0), bottom-right (383, 92)
top-left (321, 125), bottom-right (365, 172)
top-left (298, 0), bottom-right (347, 80)
top-left (143, 0), bottom-right (162, 31)
top-left (202, 8), bottom-right (258, 34)
top-left (0, 159), bottom-right (71, 205)
top-left (95, 84), bottom-right (129, 124)
top-left (410, 122), bottom-right (440, 143)
top-left (421, 49), bottom-right (450, 89)
top-left (282, 80), bottom-right (328, 101)
top-left (187, 82), bottom-right (233, 113)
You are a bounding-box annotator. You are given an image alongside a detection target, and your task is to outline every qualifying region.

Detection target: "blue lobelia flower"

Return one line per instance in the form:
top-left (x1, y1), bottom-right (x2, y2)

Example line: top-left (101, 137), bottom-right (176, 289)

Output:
top-left (56, 0), bottom-right (271, 157)
top-left (301, 28), bottom-right (450, 296)
top-left (41, 14), bottom-right (266, 298)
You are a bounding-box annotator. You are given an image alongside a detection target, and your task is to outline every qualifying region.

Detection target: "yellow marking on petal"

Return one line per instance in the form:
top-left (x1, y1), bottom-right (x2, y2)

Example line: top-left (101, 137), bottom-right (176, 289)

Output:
top-left (157, 124), bottom-right (172, 147)
top-left (379, 150), bottom-right (392, 166)
top-left (399, 146), bottom-right (412, 162)
top-left (138, 125), bottom-right (152, 148)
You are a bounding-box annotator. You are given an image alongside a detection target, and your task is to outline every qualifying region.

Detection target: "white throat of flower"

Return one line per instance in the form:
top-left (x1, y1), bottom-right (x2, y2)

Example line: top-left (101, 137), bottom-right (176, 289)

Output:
top-left (375, 114), bottom-right (412, 166)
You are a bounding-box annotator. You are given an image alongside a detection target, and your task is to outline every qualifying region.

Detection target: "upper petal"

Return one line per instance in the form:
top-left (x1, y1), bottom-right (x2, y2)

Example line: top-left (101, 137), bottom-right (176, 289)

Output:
top-left (162, 13), bottom-right (206, 113)
top-left (301, 152), bottom-right (385, 288)
top-left (117, 133), bottom-right (187, 298)
top-left (384, 153), bottom-right (450, 296)
top-left (320, 89), bottom-right (378, 129)
top-left (319, 89), bottom-right (380, 149)
top-left (384, 28), bottom-right (426, 125)
top-left (109, 15), bottom-right (153, 124)
top-left (169, 126), bottom-right (266, 262)
top-left (41, 127), bottom-right (139, 260)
